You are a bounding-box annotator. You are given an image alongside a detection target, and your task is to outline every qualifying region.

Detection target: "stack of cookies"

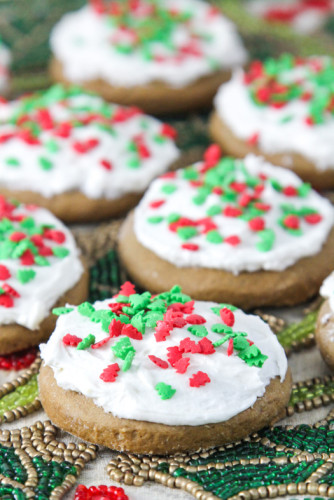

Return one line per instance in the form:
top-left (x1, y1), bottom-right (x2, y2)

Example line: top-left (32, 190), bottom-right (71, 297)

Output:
top-left (1, 0), bottom-right (334, 465)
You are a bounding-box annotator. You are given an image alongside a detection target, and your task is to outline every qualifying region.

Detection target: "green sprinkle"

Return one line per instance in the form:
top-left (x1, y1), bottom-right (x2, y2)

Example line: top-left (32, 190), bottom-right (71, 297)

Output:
top-left (52, 247), bottom-right (70, 258)
top-left (153, 134), bottom-right (167, 144)
top-left (5, 157), bottom-right (20, 167)
top-left (77, 334), bottom-right (95, 350)
top-left (44, 139), bottom-right (60, 153)
top-left (127, 157), bottom-right (140, 169)
top-left (161, 183), bottom-right (177, 194)
top-left (155, 382), bottom-right (176, 400)
top-left (177, 226), bottom-right (197, 240)
top-left (77, 302), bottom-right (95, 318)
top-left (17, 269), bottom-right (36, 284)
top-left (39, 157), bottom-right (53, 171)
top-left (122, 350), bottom-right (135, 372)
top-left (52, 306), bottom-right (74, 315)
top-left (131, 312), bottom-right (146, 334)
top-left (207, 205), bottom-right (221, 216)
top-left (270, 179), bottom-right (282, 192)
top-left (147, 216), bottom-right (164, 224)
top-left (182, 168), bottom-right (199, 180)
top-left (298, 183), bottom-right (312, 197)
top-left (256, 229), bottom-right (276, 252)
top-left (144, 311), bottom-right (164, 328)
top-left (112, 337), bottom-right (135, 360)
top-left (238, 345), bottom-right (268, 367)
top-left (129, 292), bottom-right (151, 312)
top-left (233, 336), bottom-right (250, 351)
top-left (147, 298), bottom-right (167, 313)
top-left (34, 255), bottom-right (50, 266)
top-left (211, 324), bottom-right (232, 335)
top-left (206, 230), bottom-right (223, 244)
top-left (188, 325), bottom-right (208, 338)
top-left (211, 304), bottom-right (237, 314)
top-left (166, 213), bottom-right (180, 223)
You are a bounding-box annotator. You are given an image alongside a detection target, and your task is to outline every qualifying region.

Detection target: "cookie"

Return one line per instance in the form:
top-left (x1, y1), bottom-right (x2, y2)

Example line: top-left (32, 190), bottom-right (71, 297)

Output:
top-left (118, 148), bottom-right (334, 309)
top-left (0, 38), bottom-right (10, 96)
top-left (49, 0), bottom-right (247, 114)
top-left (0, 85), bottom-right (179, 222)
top-left (210, 55), bottom-right (334, 190)
top-left (0, 196), bottom-right (88, 354)
top-left (315, 272), bottom-right (334, 370)
top-left (39, 283), bottom-right (291, 455)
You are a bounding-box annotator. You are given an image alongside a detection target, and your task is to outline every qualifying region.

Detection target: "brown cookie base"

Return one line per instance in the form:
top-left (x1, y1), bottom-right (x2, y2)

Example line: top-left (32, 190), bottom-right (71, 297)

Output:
top-left (209, 112), bottom-right (334, 191)
top-left (50, 58), bottom-right (232, 115)
top-left (0, 260), bottom-right (89, 355)
top-left (118, 212), bottom-right (334, 309)
top-left (315, 299), bottom-right (334, 370)
top-left (0, 188), bottom-right (143, 224)
top-left (39, 363), bottom-right (292, 455)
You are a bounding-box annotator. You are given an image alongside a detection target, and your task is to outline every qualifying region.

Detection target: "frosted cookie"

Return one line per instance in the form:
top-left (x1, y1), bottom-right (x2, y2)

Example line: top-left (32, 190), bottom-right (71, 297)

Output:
top-left (0, 38), bottom-right (10, 96)
top-left (39, 282), bottom-right (291, 454)
top-left (0, 85), bottom-right (179, 222)
top-left (316, 272), bottom-right (334, 370)
top-left (210, 55), bottom-right (334, 189)
top-left (0, 196), bottom-right (88, 354)
top-left (49, 0), bottom-right (247, 114)
top-left (118, 148), bottom-right (334, 309)
top-left (247, 0), bottom-right (334, 35)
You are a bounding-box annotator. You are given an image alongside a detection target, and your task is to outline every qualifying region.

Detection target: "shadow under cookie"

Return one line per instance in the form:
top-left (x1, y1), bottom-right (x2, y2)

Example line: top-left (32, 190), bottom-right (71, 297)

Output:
top-left (118, 212), bottom-right (334, 310)
top-left (0, 260), bottom-right (89, 355)
top-left (39, 363), bottom-right (292, 455)
top-left (209, 112), bottom-right (334, 191)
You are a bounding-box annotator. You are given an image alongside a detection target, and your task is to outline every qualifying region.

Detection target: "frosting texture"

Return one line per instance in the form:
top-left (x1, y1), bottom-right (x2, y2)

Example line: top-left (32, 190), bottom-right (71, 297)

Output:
top-left (0, 85), bottom-right (179, 199)
top-left (214, 55), bottom-right (334, 170)
top-left (321, 272), bottom-right (334, 313)
top-left (0, 197), bottom-right (83, 329)
top-left (134, 150), bottom-right (334, 274)
top-left (40, 283), bottom-right (287, 426)
top-left (50, 0), bottom-right (247, 88)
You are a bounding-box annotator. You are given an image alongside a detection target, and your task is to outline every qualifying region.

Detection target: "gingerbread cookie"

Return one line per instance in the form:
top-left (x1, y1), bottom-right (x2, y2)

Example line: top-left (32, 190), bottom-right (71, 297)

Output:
top-left (118, 148), bottom-right (334, 309)
top-left (210, 55), bottom-right (334, 189)
top-left (0, 196), bottom-right (88, 354)
top-left (316, 272), bottom-right (334, 370)
top-left (39, 282), bottom-right (291, 455)
top-left (0, 38), bottom-right (10, 96)
top-left (49, 0), bottom-right (247, 114)
top-left (0, 85), bottom-right (179, 222)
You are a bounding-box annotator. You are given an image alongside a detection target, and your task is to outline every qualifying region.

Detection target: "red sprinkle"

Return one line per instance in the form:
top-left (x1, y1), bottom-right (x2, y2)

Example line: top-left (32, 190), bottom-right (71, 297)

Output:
top-left (238, 193), bottom-right (253, 207)
top-left (20, 249), bottom-right (35, 266)
top-left (283, 214), bottom-right (300, 230)
top-left (181, 243), bottom-right (199, 251)
top-left (160, 123), bottom-right (177, 139)
top-left (118, 281), bottom-right (136, 297)
top-left (220, 307), bottom-right (235, 327)
top-left (227, 338), bottom-right (234, 357)
top-left (247, 132), bottom-right (259, 146)
top-left (149, 199), bottom-right (165, 209)
top-left (9, 232), bottom-right (26, 242)
top-left (100, 159), bottom-right (113, 170)
top-left (189, 371), bottom-right (211, 387)
top-left (179, 337), bottom-right (201, 354)
top-left (155, 321), bottom-right (172, 342)
top-left (62, 334), bottom-right (82, 347)
top-left (167, 346), bottom-right (183, 366)
top-left (203, 144), bottom-right (221, 167)
top-left (91, 337), bottom-right (112, 349)
top-left (148, 355), bottom-right (169, 369)
top-left (122, 324), bottom-right (142, 340)
top-left (109, 319), bottom-right (124, 338)
top-left (223, 206), bottom-right (242, 218)
top-left (305, 213), bottom-right (322, 224)
top-left (174, 357), bottom-right (190, 374)
top-left (100, 363), bottom-right (120, 382)
top-left (43, 229), bottom-right (66, 244)
top-left (169, 301), bottom-right (194, 314)
top-left (0, 294), bottom-right (14, 308)
top-left (198, 337), bottom-right (215, 355)
top-left (2, 283), bottom-right (20, 298)
top-left (283, 185), bottom-right (298, 197)
top-left (248, 217), bottom-right (265, 232)
top-left (186, 314), bottom-right (206, 325)
top-left (0, 265), bottom-right (11, 280)
top-left (224, 235), bottom-right (241, 246)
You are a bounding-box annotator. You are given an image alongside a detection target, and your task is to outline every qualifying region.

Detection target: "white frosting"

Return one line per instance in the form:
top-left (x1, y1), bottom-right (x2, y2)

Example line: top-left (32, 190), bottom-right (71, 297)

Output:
top-left (0, 202), bottom-right (83, 329)
top-left (0, 91), bottom-right (179, 199)
top-left (0, 42), bottom-right (10, 94)
top-left (134, 154), bottom-right (334, 274)
top-left (247, 0), bottom-right (334, 34)
top-left (320, 272), bottom-right (334, 313)
top-left (50, 1), bottom-right (247, 88)
top-left (40, 297), bottom-right (287, 426)
top-left (214, 60), bottom-right (334, 171)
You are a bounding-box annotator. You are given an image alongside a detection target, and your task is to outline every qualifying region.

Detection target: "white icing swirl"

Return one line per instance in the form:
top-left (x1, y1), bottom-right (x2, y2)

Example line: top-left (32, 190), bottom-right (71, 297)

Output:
top-left (214, 61), bottom-right (334, 171)
top-left (0, 91), bottom-right (179, 199)
top-left (0, 203), bottom-right (83, 329)
top-left (50, 1), bottom-right (247, 88)
top-left (134, 154), bottom-right (334, 274)
top-left (40, 298), bottom-right (287, 426)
